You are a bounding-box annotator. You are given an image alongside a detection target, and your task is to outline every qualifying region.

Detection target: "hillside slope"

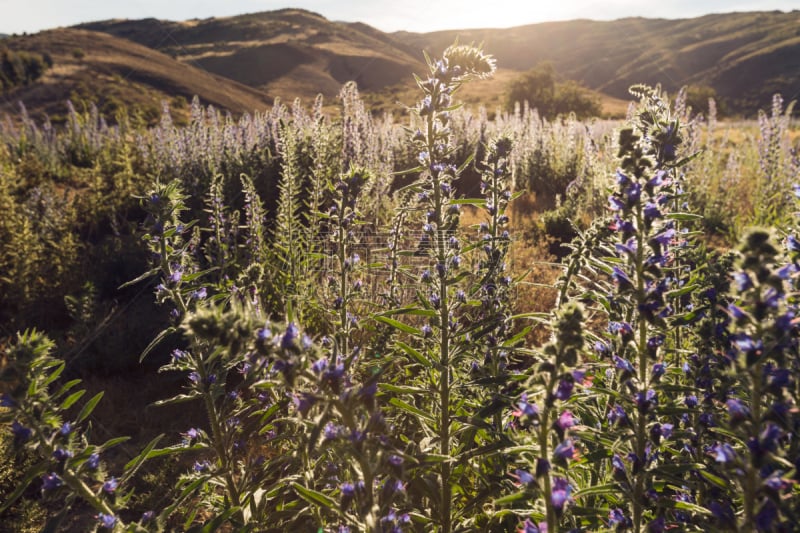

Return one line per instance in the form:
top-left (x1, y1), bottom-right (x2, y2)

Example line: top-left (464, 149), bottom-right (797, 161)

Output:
top-left (395, 11), bottom-right (800, 113)
top-left (0, 28), bottom-right (273, 121)
top-left (79, 9), bottom-right (424, 102)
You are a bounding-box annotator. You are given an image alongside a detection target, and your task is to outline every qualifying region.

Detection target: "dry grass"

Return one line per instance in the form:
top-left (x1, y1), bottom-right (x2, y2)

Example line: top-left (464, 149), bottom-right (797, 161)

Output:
top-left (461, 195), bottom-right (562, 346)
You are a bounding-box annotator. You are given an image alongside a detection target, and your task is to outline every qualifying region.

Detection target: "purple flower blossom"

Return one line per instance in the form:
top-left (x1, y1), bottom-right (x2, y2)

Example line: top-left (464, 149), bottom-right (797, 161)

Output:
top-left (52, 448), bottom-right (73, 463)
top-left (609, 321), bottom-right (634, 340)
top-left (292, 393), bottom-right (317, 416)
top-left (787, 234), bottom-right (800, 252)
top-left (193, 460), bottom-right (211, 472)
top-left (613, 355), bottom-right (635, 375)
top-left (643, 202), bottom-right (662, 221)
top-left (87, 453), bottom-right (100, 469)
top-left (324, 422), bottom-right (341, 440)
top-left (536, 458), bottom-right (551, 477)
top-left (514, 394), bottom-right (539, 418)
top-left (608, 195), bottom-right (626, 211)
top-left (556, 411), bottom-right (575, 431)
top-left (11, 421), bottom-right (31, 442)
top-left (733, 272), bottom-right (753, 292)
top-left (97, 513), bottom-right (117, 529)
top-left (609, 508), bottom-right (632, 528)
top-left (550, 476), bottom-right (572, 513)
top-left (281, 323), bottom-right (299, 349)
top-left (103, 477), bottom-right (118, 494)
top-left (553, 439), bottom-right (576, 462)
top-left (725, 398), bottom-right (750, 424)
top-left (514, 469), bottom-right (535, 486)
top-left (555, 378), bottom-right (574, 400)
top-left (42, 473), bottom-right (63, 491)
top-left (635, 389), bottom-right (657, 413)
top-left (611, 266), bottom-right (633, 291)
top-left (520, 518), bottom-right (542, 533)
top-left (608, 404), bottom-right (629, 426)
top-left (710, 442), bottom-right (737, 463)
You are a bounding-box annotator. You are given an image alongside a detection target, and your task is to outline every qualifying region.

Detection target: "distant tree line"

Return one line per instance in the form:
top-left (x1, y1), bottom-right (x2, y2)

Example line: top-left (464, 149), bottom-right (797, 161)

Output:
top-left (0, 47), bottom-right (52, 92)
top-left (505, 62), bottom-right (601, 119)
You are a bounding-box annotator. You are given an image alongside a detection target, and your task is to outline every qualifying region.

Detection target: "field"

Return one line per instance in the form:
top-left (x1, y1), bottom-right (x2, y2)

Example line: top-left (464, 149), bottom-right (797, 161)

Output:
top-left (1, 42), bottom-right (800, 533)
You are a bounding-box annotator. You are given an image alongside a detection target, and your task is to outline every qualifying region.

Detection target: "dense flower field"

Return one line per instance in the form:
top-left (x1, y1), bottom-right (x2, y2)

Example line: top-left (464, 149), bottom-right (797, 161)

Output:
top-left (1, 45), bottom-right (800, 532)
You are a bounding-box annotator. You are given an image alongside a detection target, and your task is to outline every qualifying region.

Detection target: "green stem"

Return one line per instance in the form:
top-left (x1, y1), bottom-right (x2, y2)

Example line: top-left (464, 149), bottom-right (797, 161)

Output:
top-left (633, 202), bottom-right (647, 533)
top-left (199, 367), bottom-right (241, 509)
top-left (743, 358), bottom-right (762, 531)
top-left (427, 84), bottom-right (453, 533)
top-left (540, 375), bottom-right (557, 533)
top-left (338, 197), bottom-right (350, 361)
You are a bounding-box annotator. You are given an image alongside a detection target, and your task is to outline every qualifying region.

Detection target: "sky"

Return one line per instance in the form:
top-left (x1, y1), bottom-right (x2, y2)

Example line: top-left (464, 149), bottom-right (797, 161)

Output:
top-left (1, 0), bottom-right (799, 35)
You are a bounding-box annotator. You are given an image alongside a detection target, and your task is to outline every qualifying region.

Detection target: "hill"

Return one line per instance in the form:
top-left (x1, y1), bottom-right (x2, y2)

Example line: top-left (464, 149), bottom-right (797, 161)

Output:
top-left (78, 9), bottom-right (423, 104)
top-left (0, 28), bottom-right (273, 122)
top-left (394, 11), bottom-right (800, 114)
top-left (4, 10), bottom-right (799, 119)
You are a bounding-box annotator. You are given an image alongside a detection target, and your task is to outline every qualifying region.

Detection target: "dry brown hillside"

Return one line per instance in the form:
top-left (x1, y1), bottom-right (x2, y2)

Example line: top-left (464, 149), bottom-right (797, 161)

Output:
top-left (79, 9), bottom-right (424, 103)
top-left (0, 28), bottom-right (273, 122)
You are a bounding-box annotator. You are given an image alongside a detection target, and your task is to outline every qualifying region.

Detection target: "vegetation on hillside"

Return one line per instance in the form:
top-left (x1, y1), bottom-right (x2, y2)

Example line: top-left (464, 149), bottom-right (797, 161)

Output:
top-left (397, 10), bottom-right (800, 116)
top-left (0, 47), bottom-right (52, 92)
top-left (504, 63), bottom-right (601, 119)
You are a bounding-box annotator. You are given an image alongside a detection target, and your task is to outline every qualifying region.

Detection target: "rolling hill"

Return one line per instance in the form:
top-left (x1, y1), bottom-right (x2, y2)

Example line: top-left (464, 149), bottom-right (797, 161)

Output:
top-left (394, 11), bottom-right (800, 114)
top-left (3, 9), bottom-right (799, 120)
top-left (78, 9), bottom-right (423, 103)
top-left (0, 28), bottom-right (273, 122)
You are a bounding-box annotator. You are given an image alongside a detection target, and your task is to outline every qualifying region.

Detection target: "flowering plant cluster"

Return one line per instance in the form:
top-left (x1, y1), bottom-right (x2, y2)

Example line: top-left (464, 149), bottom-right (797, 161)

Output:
top-left (3, 45), bottom-right (800, 533)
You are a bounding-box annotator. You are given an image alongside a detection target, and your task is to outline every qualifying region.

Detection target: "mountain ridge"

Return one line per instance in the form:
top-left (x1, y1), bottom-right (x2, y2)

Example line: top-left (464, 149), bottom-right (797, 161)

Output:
top-left (3, 9), bottom-right (798, 119)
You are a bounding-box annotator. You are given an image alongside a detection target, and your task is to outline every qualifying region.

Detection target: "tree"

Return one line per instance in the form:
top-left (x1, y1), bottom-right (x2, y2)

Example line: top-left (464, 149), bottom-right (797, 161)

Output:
top-left (505, 62), bottom-right (601, 119)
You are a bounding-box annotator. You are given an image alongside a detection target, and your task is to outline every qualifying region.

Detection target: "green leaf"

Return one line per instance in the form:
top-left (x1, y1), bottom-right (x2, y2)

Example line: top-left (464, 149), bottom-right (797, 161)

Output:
top-left (671, 500), bottom-right (712, 516)
top-left (122, 435), bottom-right (163, 482)
top-left (389, 398), bottom-right (435, 422)
top-left (665, 284), bottom-right (699, 298)
top-left (372, 315), bottom-right (421, 336)
top-left (76, 391), bottom-right (104, 423)
top-left (395, 341), bottom-right (432, 368)
top-left (42, 362), bottom-right (65, 387)
top-left (59, 390), bottom-right (86, 411)
top-left (54, 379), bottom-right (82, 398)
top-left (667, 212), bottom-right (703, 221)
top-left (152, 393), bottom-right (201, 407)
top-left (494, 491), bottom-right (529, 506)
top-left (379, 383), bottom-right (428, 395)
top-left (699, 470), bottom-right (729, 490)
top-left (119, 268), bottom-right (158, 289)
top-left (291, 483), bottom-right (336, 508)
top-left (574, 484), bottom-right (619, 499)
top-left (99, 436), bottom-right (131, 451)
top-left (140, 326), bottom-right (176, 362)
top-left (450, 198), bottom-right (486, 206)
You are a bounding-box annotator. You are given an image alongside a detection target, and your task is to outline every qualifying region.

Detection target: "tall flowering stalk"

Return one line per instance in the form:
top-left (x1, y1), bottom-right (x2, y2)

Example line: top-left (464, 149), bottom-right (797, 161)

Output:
top-left (0, 330), bottom-right (159, 532)
top-left (378, 44), bottom-right (495, 533)
top-left (711, 229), bottom-right (799, 531)
top-left (324, 167), bottom-right (369, 363)
top-left (580, 85), bottom-right (691, 532)
top-left (511, 302), bottom-right (585, 533)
